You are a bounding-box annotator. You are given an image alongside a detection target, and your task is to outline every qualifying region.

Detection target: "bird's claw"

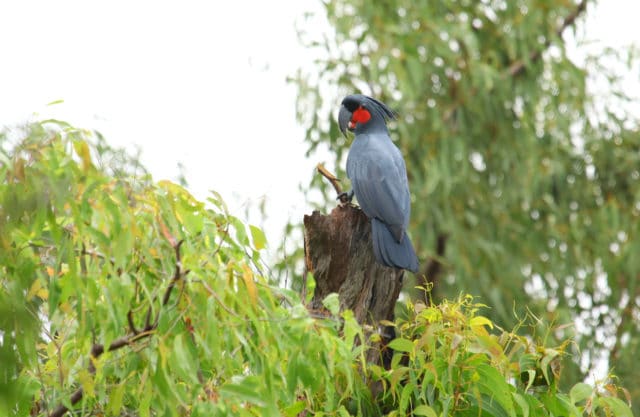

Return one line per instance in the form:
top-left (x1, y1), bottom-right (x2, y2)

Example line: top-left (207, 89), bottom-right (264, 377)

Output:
top-left (337, 190), bottom-right (354, 205)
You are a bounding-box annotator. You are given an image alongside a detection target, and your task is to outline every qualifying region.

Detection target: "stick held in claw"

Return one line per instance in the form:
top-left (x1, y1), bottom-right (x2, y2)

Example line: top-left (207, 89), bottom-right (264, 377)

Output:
top-left (316, 163), bottom-right (353, 204)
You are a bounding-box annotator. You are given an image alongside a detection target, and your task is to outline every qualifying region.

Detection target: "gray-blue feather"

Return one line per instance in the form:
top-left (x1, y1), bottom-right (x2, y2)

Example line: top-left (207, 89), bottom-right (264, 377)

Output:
top-left (347, 133), bottom-right (410, 241)
top-left (372, 218), bottom-right (419, 273)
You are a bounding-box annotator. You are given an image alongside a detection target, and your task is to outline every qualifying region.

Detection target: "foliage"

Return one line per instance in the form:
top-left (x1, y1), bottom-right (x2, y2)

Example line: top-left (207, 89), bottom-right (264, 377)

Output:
top-left (372, 295), bottom-right (632, 416)
top-left (0, 121), bottom-right (372, 416)
top-left (293, 0), bottom-right (640, 411)
top-left (1, 120), bottom-right (634, 416)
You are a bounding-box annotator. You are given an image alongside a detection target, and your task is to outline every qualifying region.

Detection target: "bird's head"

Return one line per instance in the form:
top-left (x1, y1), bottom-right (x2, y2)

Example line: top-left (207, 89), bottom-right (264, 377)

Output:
top-left (338, 94), bottom-right (397, 136)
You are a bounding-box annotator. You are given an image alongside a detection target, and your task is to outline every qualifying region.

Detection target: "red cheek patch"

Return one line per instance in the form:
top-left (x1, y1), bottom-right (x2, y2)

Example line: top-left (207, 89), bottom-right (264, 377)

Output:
top-left (351, 106), bottom-right (371, 128)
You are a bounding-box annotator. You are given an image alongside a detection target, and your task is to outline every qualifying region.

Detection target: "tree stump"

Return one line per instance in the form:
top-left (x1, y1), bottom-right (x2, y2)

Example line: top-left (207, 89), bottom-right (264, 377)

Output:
top-left (303, 204), bottom-right (404, 364)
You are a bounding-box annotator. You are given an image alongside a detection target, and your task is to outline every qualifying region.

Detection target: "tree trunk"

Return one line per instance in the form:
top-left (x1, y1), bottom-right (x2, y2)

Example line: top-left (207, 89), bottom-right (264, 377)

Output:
top-left (303, 204), bottom-right (404, 364)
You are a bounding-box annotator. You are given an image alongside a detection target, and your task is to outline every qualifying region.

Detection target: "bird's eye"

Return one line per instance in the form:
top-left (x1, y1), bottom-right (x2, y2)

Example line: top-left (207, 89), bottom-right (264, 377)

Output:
top-left (343, 100), bottom-right (360, 112)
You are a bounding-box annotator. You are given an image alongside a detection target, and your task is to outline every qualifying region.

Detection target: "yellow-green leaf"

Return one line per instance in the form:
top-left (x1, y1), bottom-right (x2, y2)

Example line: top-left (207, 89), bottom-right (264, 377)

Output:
top-left (108, 383), bottom-right (126, 416)
top-left (73, 139), bottom-right (93, 171)
top-left (77, 368), bottom-right (95, 398)
top-left (470, 315), bottom-right (494, 329)
top-left (249, 224), bottom-right (267, 250)
top-left (241, 263), bottom-right (258, 304)
top-left (27, 278), bottom-right (43, 301)
top-left (138, 377), bottom-right (152, 417)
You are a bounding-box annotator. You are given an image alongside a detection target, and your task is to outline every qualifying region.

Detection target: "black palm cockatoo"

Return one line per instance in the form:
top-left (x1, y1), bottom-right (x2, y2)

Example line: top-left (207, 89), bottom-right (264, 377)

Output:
top-left (338, 94), bottom-right (419, 273)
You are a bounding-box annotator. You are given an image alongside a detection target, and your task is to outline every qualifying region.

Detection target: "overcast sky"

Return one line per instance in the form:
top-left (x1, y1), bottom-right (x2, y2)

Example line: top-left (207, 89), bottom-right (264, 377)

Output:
top-left (1, 0), bottom-right (639, 252)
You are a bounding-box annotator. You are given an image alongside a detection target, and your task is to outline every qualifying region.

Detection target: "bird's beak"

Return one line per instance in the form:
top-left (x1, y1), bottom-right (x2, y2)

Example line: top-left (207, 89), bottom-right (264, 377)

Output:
top-left (338, 105), bottom-right (352, 137)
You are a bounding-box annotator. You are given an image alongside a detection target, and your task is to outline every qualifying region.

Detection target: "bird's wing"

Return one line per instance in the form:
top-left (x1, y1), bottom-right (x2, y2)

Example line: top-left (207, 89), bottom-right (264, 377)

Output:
top-left (348, 139), bottom-right (411, 242)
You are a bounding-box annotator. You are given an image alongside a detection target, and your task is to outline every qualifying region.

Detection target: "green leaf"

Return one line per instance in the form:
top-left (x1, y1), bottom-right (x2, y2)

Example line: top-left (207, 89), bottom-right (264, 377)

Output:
top-left (172, 334), bottom-right (199, 384)
top-left (220, 377), bottom-right (267, 407)
top-left (399, 381), bottom-right (415, 413)
top-left (138, 378), bottom-right (152, 417)
top-left (539, 392), bottom-right (580, 417)
top-left (413, 404), bottom-right (438, 417)
top-left (151, 364), bottom-right (177, 405)
top-left (569, 382), bottom-right (592, 405)
top-left (388, 338), bottom-right (414, 353)
top-left (465, 394), bottom-right (512, 417)
top-left (475, 364), bottom-right (516, 417)
top-left (230, 215), bottom-right (249, 245)
top-left (512, 393), bottom-right (529, 417)
top-left (283, 401), bottom-right (306, 417)
top-left (337, 405), bottom-right (351, 417)
top-left (322, 293), bottom-right (340, 315)
top-left (519, 394), bottom-right (547, 417)
top-left (598, 397), bottom-right (633, 417)
top-left (540, 349), bottom-right (559, 386)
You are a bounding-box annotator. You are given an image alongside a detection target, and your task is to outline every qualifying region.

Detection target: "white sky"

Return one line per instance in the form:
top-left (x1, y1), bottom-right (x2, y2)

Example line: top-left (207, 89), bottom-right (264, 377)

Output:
top-left (0, 0), bottom-right (326, 254)
top-left (1, 0), bottom-right (639, 254)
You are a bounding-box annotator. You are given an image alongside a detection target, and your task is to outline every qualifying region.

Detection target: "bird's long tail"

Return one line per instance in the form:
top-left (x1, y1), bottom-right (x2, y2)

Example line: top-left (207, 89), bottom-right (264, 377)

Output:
top-left (371, 218), bottom-right (419, 273)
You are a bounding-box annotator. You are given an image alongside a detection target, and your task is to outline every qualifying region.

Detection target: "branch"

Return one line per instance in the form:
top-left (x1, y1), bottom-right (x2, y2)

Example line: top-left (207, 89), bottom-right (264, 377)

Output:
top-left (48, 240), bottom-right (188, 417)
top-left (48, 336), bottom-right (132, 417)
top-left (162, 239), bottom-right (185, 307)
top-left (507, 0), bottom-right (588, 77)
top-left (443, 1), bottom-right (588, 122)
top-left (127, 310), bottom-right (139, 335)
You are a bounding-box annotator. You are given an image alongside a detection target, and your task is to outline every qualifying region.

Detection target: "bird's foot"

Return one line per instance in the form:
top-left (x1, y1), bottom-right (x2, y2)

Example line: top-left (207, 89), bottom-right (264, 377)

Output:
top-left (336, 189), bottom-right (354, 205)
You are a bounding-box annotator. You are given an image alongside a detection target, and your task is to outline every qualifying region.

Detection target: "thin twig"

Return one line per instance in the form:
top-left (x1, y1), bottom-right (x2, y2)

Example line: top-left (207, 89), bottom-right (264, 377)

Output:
top-left (144, 304), bottom-right (154, 331)
top-left (161, 239), bottom-right (185, 307)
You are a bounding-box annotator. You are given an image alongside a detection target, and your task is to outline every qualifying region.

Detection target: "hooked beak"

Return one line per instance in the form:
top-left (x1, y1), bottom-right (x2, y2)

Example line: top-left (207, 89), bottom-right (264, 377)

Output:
top-left (338, 105), bottom-right (353, 136)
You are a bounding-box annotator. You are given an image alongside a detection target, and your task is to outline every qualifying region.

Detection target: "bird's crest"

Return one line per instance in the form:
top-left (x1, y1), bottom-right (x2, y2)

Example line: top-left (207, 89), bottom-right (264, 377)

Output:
top-left (339, 94), bottom-right (397, 135)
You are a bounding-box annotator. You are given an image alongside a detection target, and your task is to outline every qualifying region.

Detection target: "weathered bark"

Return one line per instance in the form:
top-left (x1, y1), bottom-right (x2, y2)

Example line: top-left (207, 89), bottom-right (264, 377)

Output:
top-left (303, 205), bottom-right (404, 322)
top-left (303, 204), bottom-right (404, 364)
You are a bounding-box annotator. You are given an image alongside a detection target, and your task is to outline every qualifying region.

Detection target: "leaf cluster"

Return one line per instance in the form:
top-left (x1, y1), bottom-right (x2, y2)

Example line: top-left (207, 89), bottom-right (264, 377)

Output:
top-left (371, 295), bottom-right (632, 416)
top-left (0, 122), bottom-right (371, 416)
